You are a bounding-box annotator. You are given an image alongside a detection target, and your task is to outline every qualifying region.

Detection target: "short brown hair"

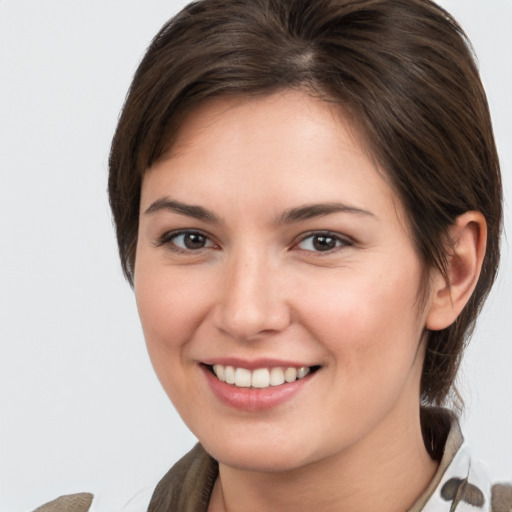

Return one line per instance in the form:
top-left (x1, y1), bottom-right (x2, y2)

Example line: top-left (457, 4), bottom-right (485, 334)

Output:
top-left (108, 0), bottom-right (502, 406)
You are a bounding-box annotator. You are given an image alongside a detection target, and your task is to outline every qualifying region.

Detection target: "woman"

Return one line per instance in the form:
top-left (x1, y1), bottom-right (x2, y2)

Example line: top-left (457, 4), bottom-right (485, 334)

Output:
top-left (34, 0), bottom-right (509, 510)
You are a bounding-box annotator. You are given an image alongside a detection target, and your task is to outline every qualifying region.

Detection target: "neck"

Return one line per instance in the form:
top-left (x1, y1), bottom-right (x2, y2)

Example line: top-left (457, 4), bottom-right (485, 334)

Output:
top-left (208, 406), bottom-right (438, 512)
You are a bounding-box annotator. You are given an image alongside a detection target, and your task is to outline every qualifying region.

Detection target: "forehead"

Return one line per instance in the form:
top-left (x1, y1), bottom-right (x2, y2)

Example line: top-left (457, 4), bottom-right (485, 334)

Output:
top-left (163, 91), bottom-right (369, 164)
top-left (141, 90), bottom-right (404, 226)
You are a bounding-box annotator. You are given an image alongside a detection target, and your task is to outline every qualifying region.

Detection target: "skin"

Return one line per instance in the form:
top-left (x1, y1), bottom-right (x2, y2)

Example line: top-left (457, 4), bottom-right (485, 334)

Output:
top-left (134, 90), bottom-right (484, 512)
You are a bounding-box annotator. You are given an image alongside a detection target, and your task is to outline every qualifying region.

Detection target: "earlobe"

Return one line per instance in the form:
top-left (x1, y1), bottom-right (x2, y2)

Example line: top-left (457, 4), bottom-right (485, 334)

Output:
top-left (426, 211), bottom-right (487, 331)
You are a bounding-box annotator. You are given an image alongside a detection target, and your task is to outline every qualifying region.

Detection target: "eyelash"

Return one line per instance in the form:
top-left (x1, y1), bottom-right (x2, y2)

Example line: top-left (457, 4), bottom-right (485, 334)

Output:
top-left (156, 229), bottom-right (353, 255)
top-left (295, 231), bottom-right (353, 254)
top-left (156, 230), bottom-right (218, 253)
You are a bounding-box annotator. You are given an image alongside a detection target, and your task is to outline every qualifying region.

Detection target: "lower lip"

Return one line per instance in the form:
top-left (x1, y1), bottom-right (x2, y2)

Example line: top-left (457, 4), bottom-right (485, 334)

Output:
top-left (201, 365), bottom-right (314, 412)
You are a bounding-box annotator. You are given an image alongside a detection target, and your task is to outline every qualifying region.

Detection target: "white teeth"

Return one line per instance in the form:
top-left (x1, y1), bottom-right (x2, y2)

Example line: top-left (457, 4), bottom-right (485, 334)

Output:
top-left (224, 365), bottom-right (235, 384)
top-left (269, 367), bottom-right (285, 386)
top-left (234, 368), bottom-right (252, 387)
top-left (213, 364), bottom-right (225, 382)
top-left (251, 368), bottom-right (270, 388)
top-left (211, 364), bottom-right (313, 389)
top-left (284, 367), bottom-right (297, 383)
top-left (297, 367), bottom-right (310, 379)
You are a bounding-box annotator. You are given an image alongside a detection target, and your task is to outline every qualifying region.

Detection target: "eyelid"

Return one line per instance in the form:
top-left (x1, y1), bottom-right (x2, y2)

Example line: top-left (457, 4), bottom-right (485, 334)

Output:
top-left (293, 231), bottom-right (354, 253)
top-left (155, 228), bottom-right (218, 251)
top-left (154, 228), bottom-right (353, 254)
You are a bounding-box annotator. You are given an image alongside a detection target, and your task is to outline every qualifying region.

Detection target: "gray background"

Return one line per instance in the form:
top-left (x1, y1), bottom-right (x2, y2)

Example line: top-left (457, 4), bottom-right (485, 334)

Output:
top-left (1, 1), bottom-right (511, 510)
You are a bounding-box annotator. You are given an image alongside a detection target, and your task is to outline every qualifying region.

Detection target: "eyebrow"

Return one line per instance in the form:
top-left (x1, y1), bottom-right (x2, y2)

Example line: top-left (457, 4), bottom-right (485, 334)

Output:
top-left (144, 198), bottom-right (375, 225)
top-left (276, 202), bottom-right (375, 224)
top-left (144, 198), bottom-right (220, 223)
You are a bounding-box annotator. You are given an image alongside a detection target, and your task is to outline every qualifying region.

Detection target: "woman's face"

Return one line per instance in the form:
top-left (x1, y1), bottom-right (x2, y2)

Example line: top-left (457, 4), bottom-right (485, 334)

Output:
top-left (135, 91), bottom-right (436, 472)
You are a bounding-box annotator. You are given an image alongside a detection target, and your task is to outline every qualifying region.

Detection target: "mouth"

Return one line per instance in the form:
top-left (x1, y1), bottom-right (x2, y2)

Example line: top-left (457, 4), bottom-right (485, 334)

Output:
top-left (205, 363), bottom-right (321, 389)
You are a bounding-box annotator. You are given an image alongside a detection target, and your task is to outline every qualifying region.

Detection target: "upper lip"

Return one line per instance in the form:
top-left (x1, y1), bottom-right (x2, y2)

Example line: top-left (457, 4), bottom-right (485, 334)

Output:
top-left (200, 357), bottom-right (317, 370)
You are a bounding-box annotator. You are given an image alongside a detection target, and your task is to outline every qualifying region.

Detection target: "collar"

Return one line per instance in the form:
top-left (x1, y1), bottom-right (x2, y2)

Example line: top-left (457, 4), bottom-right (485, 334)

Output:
top-left (410, 408), bottom-right (491, 512)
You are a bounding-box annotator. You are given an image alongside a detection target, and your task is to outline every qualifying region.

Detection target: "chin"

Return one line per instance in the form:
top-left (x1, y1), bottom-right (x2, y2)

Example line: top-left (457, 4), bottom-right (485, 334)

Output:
top-left (198, 429), bottom-right (321, 473)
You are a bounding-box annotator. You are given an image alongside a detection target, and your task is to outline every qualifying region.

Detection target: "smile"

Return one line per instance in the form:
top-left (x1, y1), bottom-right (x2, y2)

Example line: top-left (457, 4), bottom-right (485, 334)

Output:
top-left (210, 364), bottom-right (315, 389)
top-left (201, 361), bottom-right (320, 411)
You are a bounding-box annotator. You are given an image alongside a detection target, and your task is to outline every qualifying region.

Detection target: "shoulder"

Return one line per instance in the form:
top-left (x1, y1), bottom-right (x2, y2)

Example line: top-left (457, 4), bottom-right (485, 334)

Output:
top-left (31, 493), bottom-right (94, 512)
top-left (491, 482), bottom-right (512, 512)
top-left (29, 445), bottom-right (215, 512)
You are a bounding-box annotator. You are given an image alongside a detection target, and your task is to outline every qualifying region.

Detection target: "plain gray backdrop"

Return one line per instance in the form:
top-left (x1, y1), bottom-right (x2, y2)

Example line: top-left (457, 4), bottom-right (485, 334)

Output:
top-left (1, 1), bottom-right (511, 510)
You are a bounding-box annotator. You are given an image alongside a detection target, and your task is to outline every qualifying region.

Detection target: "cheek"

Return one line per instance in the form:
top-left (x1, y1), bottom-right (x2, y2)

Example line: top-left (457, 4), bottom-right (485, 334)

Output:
top-left (294, 258), bottom-right (425, 374)
top-left (134, 262), bottom-right (219, 414)
top-left (134, 258), bottom-right (214, 366)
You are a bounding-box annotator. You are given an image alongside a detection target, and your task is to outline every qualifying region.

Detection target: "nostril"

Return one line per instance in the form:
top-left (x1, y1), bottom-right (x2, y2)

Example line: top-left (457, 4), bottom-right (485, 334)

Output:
top-left (213, 302), bottom-right (291, 341)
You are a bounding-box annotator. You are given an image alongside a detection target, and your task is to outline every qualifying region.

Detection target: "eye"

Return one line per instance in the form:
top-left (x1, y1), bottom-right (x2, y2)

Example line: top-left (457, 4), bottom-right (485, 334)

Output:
top-left (295, 232), bottom-right (351, 253)
top-left (159, 230), bottom-right (216, 252)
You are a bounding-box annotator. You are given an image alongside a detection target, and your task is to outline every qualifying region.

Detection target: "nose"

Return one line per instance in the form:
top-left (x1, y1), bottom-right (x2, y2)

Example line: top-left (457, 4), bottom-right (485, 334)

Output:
top-left (213, 251), bottom-right (291, 341)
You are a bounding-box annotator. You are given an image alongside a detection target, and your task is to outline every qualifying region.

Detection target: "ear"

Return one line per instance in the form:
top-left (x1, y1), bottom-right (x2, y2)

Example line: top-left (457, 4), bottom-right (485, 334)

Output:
top-left (426, 211), bottom-right (487, 331)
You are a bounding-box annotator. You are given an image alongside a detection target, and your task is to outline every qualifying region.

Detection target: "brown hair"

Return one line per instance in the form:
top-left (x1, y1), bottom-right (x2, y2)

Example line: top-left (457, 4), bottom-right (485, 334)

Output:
top-left (108, 0), bottom-right (502, 406)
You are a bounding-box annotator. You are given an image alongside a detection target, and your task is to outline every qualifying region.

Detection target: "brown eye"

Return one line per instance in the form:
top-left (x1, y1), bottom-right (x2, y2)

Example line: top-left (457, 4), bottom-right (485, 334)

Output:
top-left (182, 233), bottom-right (207, 249)
top-left (312, 235), bottom-right (337, 251)
top-left (297, 232), bottom-right (350, 253)
top-left (165, 231), bottom-right (214, 251)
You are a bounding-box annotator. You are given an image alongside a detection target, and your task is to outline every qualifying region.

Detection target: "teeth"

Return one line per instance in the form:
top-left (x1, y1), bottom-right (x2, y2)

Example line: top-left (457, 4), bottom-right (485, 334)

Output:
top-left (224, 365), bottom-right (235, 384)
top-left (297, 367), bottom-right (309, 379)
top-left (284, 367), bottom-right (297, 382)
top-left (211, 365), bottom-right (311, 389)
top-left (235, 368), bottom-right (252, 388)
top-left (270, 367), bottom-right (285, 386)
top-left (213, 364), bottom-right (225, 382)
top-left (252, 368), bottom-right (270, 388)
